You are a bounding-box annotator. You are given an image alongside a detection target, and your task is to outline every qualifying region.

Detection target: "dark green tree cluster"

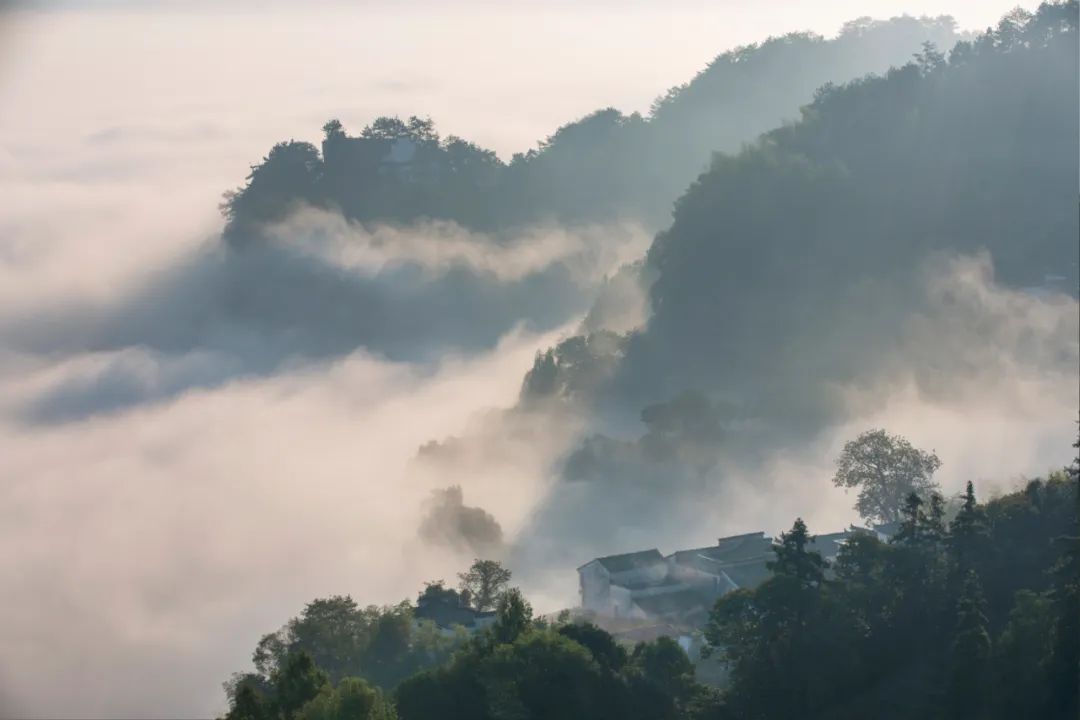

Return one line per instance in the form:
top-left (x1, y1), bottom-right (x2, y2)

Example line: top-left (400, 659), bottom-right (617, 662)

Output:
top-left (220, 15), bottom-right (965, 241)
top-left (518, 3), bottom-right (1076, 431)
top-left (704, 461), bottom-right (1079, 720)
top-left (223, 582), bottom-right (723, 720)
top-left (221, 435), bottom-right (1078, 720)
top-left (226, 652), bottom-right (395, 720)
top-left (395, 589), bottom-right (722, 720)
top-left (230, 594), bottom-right (459, 699)
top-left (634, 2), bottom-right (1078, 410)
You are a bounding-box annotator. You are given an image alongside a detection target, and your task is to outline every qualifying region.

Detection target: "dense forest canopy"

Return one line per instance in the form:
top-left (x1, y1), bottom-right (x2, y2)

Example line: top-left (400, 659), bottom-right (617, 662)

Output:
top-left (220, 438), bottom-right (1079, 720)
top-left (500, 4), bottom-right (1080, 564)
top-left (220, 15), bottom-right (964, 239)
top-left (523, 2), bottom-right (1079, 419)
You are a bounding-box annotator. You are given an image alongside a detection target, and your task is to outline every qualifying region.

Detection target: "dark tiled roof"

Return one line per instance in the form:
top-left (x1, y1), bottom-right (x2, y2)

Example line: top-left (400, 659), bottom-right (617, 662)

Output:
top-left (632, 586), bottom-right (715, 617)
top-left (671, 532), bottom-right (775, 571)
top-left (809, 527), bottom-right (879, 558)
top-left (614, 576), bottom-right (686, 591)
top-left (590, 549), bottom-right (665, 574)
top-left (719, 560), bottom-right (773, 590)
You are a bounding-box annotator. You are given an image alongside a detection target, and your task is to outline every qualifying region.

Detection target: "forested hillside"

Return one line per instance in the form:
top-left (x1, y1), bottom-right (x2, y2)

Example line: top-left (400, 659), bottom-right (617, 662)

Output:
top-left (633, 3), bottom-right (1078, 400)
top-left (213, 4), bottom-right (1079, 719)
top-left (220, 16), bottom-right (962, 239)
top-left (508, 1), bottom-right (1079, 567)
top-left (526, 2), bottom-right (1078, 414)
top-left (219, 447), bottom-right (1079, 720)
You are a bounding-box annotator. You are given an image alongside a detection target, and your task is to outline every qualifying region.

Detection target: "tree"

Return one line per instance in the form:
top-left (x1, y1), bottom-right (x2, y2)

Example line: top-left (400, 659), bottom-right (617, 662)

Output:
top-left (948, 571), bottom-right (991, 720)
top-left (297, 677), bottom-right (394, 720)
top-left (992, 590), bottom-right (1053, 718)
top-left (273, 652), bottom-right (330, 720)
top-left (914, 40), bottom-right (946, 74)
top-left (322, 119), bottom-right (345, 140)
top-left (285, 596), bottom-right (373, 682)
top-left (769, 517), bottom-right (826, 586)
top-left (361, 116), bottom-right (410, 141)
top-left (832, 429), bottom-right (942, 525)
top-left (406, 116), bottom-right (439, 145)
top-left (363, 604), bottom-right (413, 687)
top-left (628, 636), bottom-right (695, 707)
top-left (704, 519), bottom-right (829, 718)
top-left (492, 588), bottom-right (533, 644)
top-left (558, 622), bottom-right (628, 672)
top-left (225, 682), bottom-right (268, 720)
top-left (457, 559), bottom-right (512, 612)
top-left (894, 491), bottom-right (930, 547)
top-left (221, 140), bottom-right (323, 240)
top-left (948, 481), bottom-right (989, 581)
top-left (1045, 433), bottom-right (1079, 720)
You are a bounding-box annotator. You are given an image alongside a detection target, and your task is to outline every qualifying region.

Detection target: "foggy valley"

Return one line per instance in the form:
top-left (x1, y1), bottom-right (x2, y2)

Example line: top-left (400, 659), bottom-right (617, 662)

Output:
top-left (0, 2), bottom-right (1077, 718)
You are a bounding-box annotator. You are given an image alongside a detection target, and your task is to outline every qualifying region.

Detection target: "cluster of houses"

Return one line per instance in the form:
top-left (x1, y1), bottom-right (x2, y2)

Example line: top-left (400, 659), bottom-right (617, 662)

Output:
top-left (577, 525), bottom-right (891, 626)
top-left (413, 525), bottom-right (894, 645)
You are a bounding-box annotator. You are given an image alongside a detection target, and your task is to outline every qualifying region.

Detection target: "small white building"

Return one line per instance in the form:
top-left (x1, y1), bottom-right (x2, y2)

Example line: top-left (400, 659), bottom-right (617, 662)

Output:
top-left (578, 532), bottom-right (778, 624)
top-left (577, 549), bottom-right (670, 618)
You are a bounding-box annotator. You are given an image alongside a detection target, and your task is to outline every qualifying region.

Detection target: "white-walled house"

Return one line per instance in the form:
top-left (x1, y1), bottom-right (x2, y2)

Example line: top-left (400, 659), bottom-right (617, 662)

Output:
top-left (577, 549), bottom-right (671, 619)
top-left (577, 529), bottom-right (888, 625)
top-left (577, 534), bottom-right (777, 623)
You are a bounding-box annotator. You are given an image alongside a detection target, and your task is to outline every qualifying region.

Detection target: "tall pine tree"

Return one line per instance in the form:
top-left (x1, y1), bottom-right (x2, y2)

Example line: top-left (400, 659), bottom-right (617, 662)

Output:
top-left (948, 571), bottom-right (991, 720)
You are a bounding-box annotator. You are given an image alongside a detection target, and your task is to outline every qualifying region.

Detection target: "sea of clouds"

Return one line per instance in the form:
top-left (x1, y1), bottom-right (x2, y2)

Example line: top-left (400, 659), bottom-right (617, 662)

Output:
top-left (0, 2), bottom-right (1065, 717)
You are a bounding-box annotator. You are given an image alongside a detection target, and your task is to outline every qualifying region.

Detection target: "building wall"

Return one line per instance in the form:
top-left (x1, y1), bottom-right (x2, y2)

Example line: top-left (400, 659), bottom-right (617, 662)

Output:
top-left (608, 562), bottom-right (668, 588)
top-left (579, 562), bottom-right (612, 614)
top-left (611, 586), bottom-right (648, 620)
top-left (630, 581), bottom-right (693, 600)
top-left (667, 560), bottom-right (718, 585)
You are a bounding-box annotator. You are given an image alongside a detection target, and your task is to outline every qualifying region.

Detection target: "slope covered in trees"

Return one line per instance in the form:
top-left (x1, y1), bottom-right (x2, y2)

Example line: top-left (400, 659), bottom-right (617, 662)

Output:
top-left (507, 0), bottom-right (1079, 574)
top-left (637, 4), bottom-right (1078, 402)
top-left (221, 16), bottom-right (963, 240)
top-left (706, 466), bottom-right (1078, 720)
top-left (525, 3), bottom-right (1078, 418)
top-left (219, 443), bottom-right (1079, 720)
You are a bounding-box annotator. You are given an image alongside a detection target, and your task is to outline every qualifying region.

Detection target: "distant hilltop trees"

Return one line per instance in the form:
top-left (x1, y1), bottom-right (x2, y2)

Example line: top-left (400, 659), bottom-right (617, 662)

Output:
top-left (220, 14), bottom-right (967, 243)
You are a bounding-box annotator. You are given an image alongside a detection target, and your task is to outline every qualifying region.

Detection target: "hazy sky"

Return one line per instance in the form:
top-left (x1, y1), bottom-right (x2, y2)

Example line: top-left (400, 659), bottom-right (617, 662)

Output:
top-left (0, 2), bottom-right (1063, 718)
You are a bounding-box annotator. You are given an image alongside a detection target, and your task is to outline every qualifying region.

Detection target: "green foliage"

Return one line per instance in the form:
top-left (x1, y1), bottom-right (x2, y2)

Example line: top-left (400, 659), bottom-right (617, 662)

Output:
top-left (297, 677), bottom-right (396, 720)
top-left (221, 15), bottom-right (970, 239)
top-left (704, 437), bottom-right (1079, 719)
top-left (948, 572), bottom-right (991, 720)
top-left (948, 482), bottom-right (990, 585)
top-left (225, 682), bottom-right (268, 720)
top-left (394, 620), bottom-right (709, 720)
top-left (991, 590), bottom-right (1053, 717)
top-left (229, 594), bottom-right (463, 714)
top-left (492, 588), bottom-right (533, 645)
top-left (274, 652), bottom-right (330, 720)
top-left (557, 622), bottom-right (628, 672)
top-left (625, 4), bottom-right (1078, 435)
top-left (704, 519), bottom-right (847, 718)
top-left (457, 559), bottom-right (512, 612)
top-left (221, 140), bottom-right (323, 239)
top-left (520, 331), bottom-right (625, 403)
top-left (832, 429), bottom-right (943, 524)
top-left (221, 439), bottom-right (1077, 720)
top-left (1045, 434), bottom-right (1080, 720)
